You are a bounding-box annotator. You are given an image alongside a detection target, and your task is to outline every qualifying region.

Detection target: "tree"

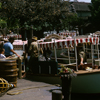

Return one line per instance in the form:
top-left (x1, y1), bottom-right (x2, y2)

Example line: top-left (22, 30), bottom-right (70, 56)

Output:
top-left (89, 0), bottom-right (100, 31)
top-left (0, 0), bottom-right (77, 37)
top-left (0, 0), bottom-right (33, 29)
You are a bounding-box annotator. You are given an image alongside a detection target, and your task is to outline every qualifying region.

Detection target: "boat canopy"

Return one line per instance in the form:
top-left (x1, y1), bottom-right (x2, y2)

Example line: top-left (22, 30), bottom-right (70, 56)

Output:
top-left (3, 34), bottom-right (22, 39)
top-left (38, 37), bottom-right (99, 49)
top-left (58, 32), bottom-right (76, 37)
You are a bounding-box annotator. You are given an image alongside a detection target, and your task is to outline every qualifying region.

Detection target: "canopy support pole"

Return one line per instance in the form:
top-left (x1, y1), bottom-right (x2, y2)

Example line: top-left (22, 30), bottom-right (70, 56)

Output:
top-left (23, 42), bottom-right (25, 51)
top-left (74, 37), bottom-right (78, 71)
top-left (68, 48), bottom-right (70, 64)
top-left (37, 41), bottom-right (39, 61)
top-left (97, 44), bottom-right (99, 59)
top-left (54, 39), bottom-right (57, 62)
top-left (91, 44), bottom-right (94, 67)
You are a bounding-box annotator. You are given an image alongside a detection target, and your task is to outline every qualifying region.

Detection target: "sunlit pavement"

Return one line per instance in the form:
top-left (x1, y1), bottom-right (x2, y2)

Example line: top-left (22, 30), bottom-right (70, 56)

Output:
top-left (0, 75), bottom-right (100, 100)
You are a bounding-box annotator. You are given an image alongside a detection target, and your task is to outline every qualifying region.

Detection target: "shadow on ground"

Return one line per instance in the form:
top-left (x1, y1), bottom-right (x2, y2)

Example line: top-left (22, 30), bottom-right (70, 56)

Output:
top-left (22, 75), bottom-right (100, 100)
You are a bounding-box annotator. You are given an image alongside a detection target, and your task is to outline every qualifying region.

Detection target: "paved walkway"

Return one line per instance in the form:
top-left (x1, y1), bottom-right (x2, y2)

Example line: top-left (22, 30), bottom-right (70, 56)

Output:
top-left (0, 76), bottom-right (60, 100)
top-left (0, 75), bottom-right (100, 100)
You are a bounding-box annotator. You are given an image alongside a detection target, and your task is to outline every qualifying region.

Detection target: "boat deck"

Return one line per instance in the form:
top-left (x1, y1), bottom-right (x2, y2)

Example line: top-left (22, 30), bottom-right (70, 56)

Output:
top-left (30, 69), bottom-right (100, 77)
top-left (75, 69), bottom-right (100, 75)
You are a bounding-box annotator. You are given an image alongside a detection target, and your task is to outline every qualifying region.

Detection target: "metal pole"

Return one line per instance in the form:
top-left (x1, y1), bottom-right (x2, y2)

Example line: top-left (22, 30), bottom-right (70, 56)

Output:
top-left (23, 42), bottom-right (25, 51)
top-left (68, 48), bottom-right (70, 64)
top-left (83, 43), bottom-right (85, 52)
top-left (91, 44), bottom-right (94, 67)
top-left (74, 37), bottom-right (78, 71)
top-left (37, 40), bottom-right (39, 61)
top-left (54, 39), bottom-right (57, 62)
top-left (97, 44), bottom-right (99, 59)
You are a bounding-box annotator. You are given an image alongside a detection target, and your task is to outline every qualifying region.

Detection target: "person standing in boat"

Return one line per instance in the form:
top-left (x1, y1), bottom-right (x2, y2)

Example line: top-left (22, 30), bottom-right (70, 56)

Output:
top-left (28, 36), bottom-right (39, 62)
top-left (28, 36), bottom-right (43, 63)
top-left (43, 47), bottom-right (52, 61)
top-left (22, 36), bottom-right (43, 77)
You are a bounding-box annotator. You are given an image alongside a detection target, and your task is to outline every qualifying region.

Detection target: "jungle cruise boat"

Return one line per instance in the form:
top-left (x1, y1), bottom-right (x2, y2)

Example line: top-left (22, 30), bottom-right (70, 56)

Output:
top-left (29, 34), bottom-right (100, 94)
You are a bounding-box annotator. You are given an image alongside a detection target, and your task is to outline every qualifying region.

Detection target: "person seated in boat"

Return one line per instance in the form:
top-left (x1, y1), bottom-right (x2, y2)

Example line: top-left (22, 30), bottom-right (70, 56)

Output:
top-left (3, 37), bottom-right (20, 57)
top-left (78, 50), bottom-right (86, 65)
top-left (9, 30), bottom-right (13, 34)
top-left (0, 48), bottom-right (12, 59)
top-left (0, 48), bottom-right (6, 59)
top-left (77, 44), bottom-right (87, 65)
top-left (43, 47), bottom-right (52, 61)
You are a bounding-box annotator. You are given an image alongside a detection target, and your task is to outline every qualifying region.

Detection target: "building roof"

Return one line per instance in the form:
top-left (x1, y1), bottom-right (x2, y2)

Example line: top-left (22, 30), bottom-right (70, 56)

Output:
top-left (71, 2), bottom-right (91, 12)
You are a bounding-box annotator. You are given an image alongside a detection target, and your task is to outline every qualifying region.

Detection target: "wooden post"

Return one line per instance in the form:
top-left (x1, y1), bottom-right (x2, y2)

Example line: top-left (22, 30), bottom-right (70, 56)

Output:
top-left (61, 73), bottom-right (72, 100)
top-left (18, 57), bottom-right (22, 79)
top-left (52, 90), bottom-right (62, 100)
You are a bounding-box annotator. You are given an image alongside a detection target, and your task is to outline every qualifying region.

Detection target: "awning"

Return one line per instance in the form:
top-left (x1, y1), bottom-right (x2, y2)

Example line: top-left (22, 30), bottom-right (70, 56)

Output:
top-left (3, 35), bottom-right (22, 38)
top-left (38, 37), bottom-right (99, 49)
top-left (58, 32), bottom-right (76, 37)
top-left (13, 40), bottom-right (27, 50)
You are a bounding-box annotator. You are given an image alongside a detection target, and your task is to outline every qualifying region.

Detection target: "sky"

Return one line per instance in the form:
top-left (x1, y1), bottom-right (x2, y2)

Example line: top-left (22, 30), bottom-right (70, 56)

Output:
top-left (70, 0), bottom-right (91, 3)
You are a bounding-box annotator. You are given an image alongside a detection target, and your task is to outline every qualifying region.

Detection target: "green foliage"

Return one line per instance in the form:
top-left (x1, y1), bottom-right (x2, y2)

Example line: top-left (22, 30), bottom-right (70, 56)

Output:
top-left (0, 0), bottom-right (78, 32)
top-left (89, 0), bottom-right (100, 30)
top-left (0, 19), bottom-right (7, 28)
top-left (0, 2), bottom-right (1, 8)
top-left (59, 65), bottom-right (74, 74)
